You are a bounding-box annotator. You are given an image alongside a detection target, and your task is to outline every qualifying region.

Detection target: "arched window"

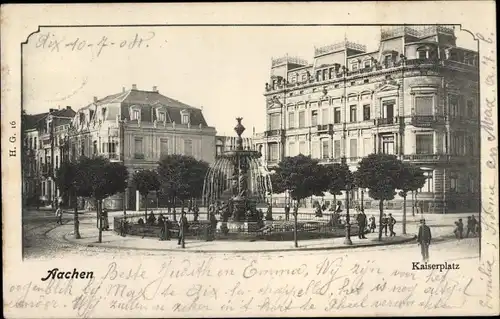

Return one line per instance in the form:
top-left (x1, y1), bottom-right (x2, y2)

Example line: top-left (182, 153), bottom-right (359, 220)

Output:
top-left (416, 46), bottom-right (428, 60)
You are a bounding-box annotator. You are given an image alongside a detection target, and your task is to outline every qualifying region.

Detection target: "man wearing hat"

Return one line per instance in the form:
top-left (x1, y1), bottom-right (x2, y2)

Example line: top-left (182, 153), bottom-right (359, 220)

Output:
top-left (417, 219), bottom-right (432, 262)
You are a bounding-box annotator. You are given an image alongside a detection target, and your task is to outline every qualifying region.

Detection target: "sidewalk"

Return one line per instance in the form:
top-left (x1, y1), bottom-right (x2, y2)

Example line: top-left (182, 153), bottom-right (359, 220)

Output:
top-left (49, 219), bottom-right (418, 253)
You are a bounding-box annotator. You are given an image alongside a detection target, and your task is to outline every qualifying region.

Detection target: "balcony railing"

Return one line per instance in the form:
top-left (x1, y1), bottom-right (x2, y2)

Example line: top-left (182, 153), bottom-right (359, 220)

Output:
top-left (317, 124), bottom-right (333, 133)
top-left (410, 115), bottom-right (446, 127)
top-left (265, 129), bottom-right (283, 137)
top-left (375, 117), bottom-right (398, 126)
top-left (402, 154), bottom-right (450, 162)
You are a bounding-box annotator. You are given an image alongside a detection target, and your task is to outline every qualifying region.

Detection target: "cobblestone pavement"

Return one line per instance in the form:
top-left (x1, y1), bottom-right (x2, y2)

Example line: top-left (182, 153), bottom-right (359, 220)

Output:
top-left (23, 209), bottom-right (479, 261)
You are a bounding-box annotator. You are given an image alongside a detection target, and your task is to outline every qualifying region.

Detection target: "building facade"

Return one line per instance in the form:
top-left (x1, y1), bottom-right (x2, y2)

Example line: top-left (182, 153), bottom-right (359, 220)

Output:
top-left (254, 26), bottom-right (480, 213)
top-left (22, 107), bottom-right (76, 207)
top-left (67, 84), bottom-right (217, 210)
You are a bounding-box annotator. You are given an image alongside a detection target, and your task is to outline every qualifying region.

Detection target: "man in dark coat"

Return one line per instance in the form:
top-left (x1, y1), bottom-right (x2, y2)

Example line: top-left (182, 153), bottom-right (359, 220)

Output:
top-left (417, 218), bottom-right (432, 262)
top-left (284, 204), bottom-right (290, 221)
top-left (177, 212), bottom-right (189, 246)
top-left (388, 213), bottom-right (396, 237)
top-left (356, 210), bottom-right (367, 239)
top-left (381, 213), bottom-right (389, 236)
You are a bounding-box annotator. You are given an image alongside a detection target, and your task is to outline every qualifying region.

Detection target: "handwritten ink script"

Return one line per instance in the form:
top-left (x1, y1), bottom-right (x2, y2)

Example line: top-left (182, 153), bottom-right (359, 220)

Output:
top-left (477, 30), bottom-right (498, 313)
top-left (33, 31), bottom-right (158, 58)
top-left (4, 256), bottom-right (487, 318)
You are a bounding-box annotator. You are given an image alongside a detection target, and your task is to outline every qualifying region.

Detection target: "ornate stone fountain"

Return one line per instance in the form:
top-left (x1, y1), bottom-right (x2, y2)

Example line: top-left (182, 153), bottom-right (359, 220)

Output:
top-left (203, 118), bottom-right (272, 222)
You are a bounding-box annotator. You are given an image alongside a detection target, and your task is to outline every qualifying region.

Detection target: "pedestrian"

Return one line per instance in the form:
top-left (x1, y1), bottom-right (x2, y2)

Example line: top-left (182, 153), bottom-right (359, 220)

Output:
top-left (369, 216), bottom-right (376, 233)
top-left (471, 215), bottom-right (478, 237)
top-left (335, 201), bottom-right (342, 214)
top-left (147, 211), bottom-right (156, 226)
top-left (284, 203), bottom-right (290, 221)
top-left (178, 211), bottom-right (188, 246)
top-left (193, 204), bottom-right (199, 222)
top-left (55, 207), bottom-right (63, 225)
top-left (388, 213), bottom-right (396, 237)
top-left (160, 217), bottom-right (171, 241)
top-left (102, 208), bottom-right (110, 230)
top-left (466, 216), bottom-right (474, 238)
top-left (209, 212), bottom-right (218, 240)
top-left (315, 204), bottom-right (323, 218)
top-left (417, 218), bottom-right (432, 262)
top-left (356, 210), bottom-right (367, 239)
top-left (120, 212), bottom-right (128, 237)
top-left (453, 221), bottom-right (460, 239)
top-left (457, 218), bottom-right (464, 239)
top-left (381, 213), bottom-right (388, 236)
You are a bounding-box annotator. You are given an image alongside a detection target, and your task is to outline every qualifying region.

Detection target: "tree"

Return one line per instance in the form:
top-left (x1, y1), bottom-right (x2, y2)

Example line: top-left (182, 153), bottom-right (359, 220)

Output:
top-left (397, 163), bottom-right (426, 234)
top-left (271, 155), bottom-right (329, 247)
top-left (326, 160), bottom-right (354, 243)
top-left (79, 156), bottom-right (129, 243)
top-left (132, 169), bottom-right (160, 220)
top-left (54, 161), bottom-right (89, 239)
top-left (157, 154), bottom-right (209, 220)
top-left (354, 154), bottom-right (404, 241)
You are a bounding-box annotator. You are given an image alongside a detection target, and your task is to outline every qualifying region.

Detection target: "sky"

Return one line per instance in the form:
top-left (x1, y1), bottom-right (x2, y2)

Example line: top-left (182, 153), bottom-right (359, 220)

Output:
top-left (23, 25), bottom-right (477, 137)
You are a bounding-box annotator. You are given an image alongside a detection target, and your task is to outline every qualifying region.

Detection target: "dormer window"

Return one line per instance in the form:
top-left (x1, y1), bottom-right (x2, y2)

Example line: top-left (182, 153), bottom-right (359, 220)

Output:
top-left (158, 111), bottom-right (166, 122)
top-left (131, 109), bottom-right (140, 121)
top-left (363, 60), bottom-right (371, 69)
top-left (180, 109), bottom-right (190, 124)
top-left (417, 47), bottom-right (428, 60)
top-left (351, 62), bottom-right (359, 71)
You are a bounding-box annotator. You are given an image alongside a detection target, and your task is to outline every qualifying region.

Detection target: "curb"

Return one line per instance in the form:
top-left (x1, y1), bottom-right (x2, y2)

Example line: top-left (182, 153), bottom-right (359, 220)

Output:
top-left (60, 229), bottom-right (418, 253)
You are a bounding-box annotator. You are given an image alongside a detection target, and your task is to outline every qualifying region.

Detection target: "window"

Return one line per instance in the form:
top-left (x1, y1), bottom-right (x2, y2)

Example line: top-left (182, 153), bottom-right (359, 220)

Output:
top-left (468, 174), bottom-right (476, 193)
top-left (270, 113), bottom-right (280, 130)
top-left (448, 95), bottom-right (458, 117)
top-left (321, 108), bottom-right (329, 124)
top-left (93, 141), bottom-right (98, 154)
top-left (363, 137), bottom-right (372, 156)
top-left (268, 143), bottom-right (279, 161)
top-left (323, 69), bottom-right (328, 80)
top-left (55, 155), bottom-right (59, 170)
top-left (350, 81), bottom-right (356, 86)
top-left (134, 138), bottom-right (143, 158)
top-left (349, 139), bottom-right (358, 158)
top-left (419, 171), bottom-right (434, 193)
top-left (184, 139), bottom-right (193, 156)
top-left (416, 134), bottom-right (434, 154)
top-left (182, 113), bottom-right (190, 124)
top-left (349, 105), bottom-right (357, 122)
top-left (466, 100), bottom-right (474, 118)
top-left (450, 173), bottom-right (457, 192)
top-left (334, 108), bottom-right (341, 123)
top-left (466, 136), bottom-right (474, 156)
top-left (334, 84), bottom-right (339, 89)
top-left (329, 68), bottom-right (335, 79)
top-left (322, 140), bottom-right (329, 159)
top-left (288, 142), bottom-right (295, 156)
top-left (417, 49), bottom-right (427, 59)
top-left (334, 140), bottom-right (341, 159)
top-left (299, 141), bottom-right (306, 155)
top-left (81, 140), bottom-right (85, 156)
top-left (364, 79), bottom-right (369, 84)
top-left (158, 111), bottom-right (166, 122)
top-left (131, 109), bottom-right (140, 121)
top-left (302, 74), bottom-right (307, 82)
top-left (363, 104), bottom-right (371, 120)
top-left (160, 139), bottom-right (168, 157)
top-left (288, 112), bottom-right (295, 129)
top-left (311, 111), bottom-right (318, 126)
top-left (381, 136), bottom-right (394, 154)
top-left (415, 96), bottom-right (433, 116)
top-left (34, 137), bottom-right (37, 149)
top-left (384, 54), bottom-right (392, 66)
top-left (298, 111), bottom-right (305, 128)
top-left (382, 100), bottom-right (395, 119)
top-left (316, 71), bottom-right (321, 81)
top-left (364, 60), bottom-right (371, 69)
top-left (42, 182), bottom-right (46, 197)
top-left (290, 76), bottom-right (296, 84)
top-left (351, 63), bottom-right (358, 71)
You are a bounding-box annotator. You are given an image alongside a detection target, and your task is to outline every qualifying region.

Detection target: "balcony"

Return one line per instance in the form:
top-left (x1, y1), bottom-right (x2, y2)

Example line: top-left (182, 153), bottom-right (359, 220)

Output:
top-left (375, 117), bottom-right (399, 126)
top-left (317, 124), bottom-right (333, 134)
top-left (402, 154), bottom-right (450, 162)
top-left (410, 115), bottom-right (446, 127)
top-left (264, 129), bottom-right (284, 138)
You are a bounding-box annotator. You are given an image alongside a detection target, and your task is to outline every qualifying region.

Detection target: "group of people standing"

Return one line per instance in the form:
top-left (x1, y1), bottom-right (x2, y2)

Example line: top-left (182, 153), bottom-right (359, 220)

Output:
top-left (453, 215), bottom-right (479, 239)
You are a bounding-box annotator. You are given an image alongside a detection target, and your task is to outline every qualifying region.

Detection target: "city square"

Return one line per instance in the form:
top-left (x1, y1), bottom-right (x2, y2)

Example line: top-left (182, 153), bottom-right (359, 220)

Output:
top-left (21, 25), bottom-right (480, 260)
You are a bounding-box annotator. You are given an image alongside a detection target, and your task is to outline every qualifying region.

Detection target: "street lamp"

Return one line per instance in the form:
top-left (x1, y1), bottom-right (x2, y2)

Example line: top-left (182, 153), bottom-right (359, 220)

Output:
top-left (342, 157), bottom-right (353, 245)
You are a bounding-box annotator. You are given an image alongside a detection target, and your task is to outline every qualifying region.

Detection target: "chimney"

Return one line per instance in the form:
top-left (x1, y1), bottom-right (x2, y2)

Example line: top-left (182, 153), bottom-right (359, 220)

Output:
top-left (122, 87), bottom-right (126, 93)
top-left (132, 84), bottom-right (137, 90)
top-left (152, 86), bottom-right (158, 92)
top-left (66, 106), bottom-right (72, 110)
top-left (93, 96), bottom-right (98, 103)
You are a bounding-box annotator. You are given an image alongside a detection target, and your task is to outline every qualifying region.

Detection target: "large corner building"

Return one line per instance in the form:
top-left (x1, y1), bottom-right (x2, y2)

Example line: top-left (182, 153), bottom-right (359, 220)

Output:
top-left (253, 26), bottom-right (480, 213)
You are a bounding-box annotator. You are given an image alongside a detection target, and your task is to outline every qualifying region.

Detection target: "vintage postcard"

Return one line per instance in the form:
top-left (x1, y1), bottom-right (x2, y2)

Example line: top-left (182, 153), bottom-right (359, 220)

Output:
top-left (2, 2), bottom-right (499, 318)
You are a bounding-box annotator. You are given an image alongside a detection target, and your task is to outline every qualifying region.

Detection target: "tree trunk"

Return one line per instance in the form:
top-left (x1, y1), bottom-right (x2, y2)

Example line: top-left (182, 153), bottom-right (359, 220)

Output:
top-left (402, 194), bottom-right (407, 235)
top-left (411, 191), bottom-right (415, 217)
top-left (294, 197), bottom-right (298, 248)
top-left (98, 199), bottom-right (103, 243)
top-left (378, 200), bottom-right (384, 241)
top-left (73, 190), bottom-right (81, 239)
top-left (144, 194), bottom-right (148, 221)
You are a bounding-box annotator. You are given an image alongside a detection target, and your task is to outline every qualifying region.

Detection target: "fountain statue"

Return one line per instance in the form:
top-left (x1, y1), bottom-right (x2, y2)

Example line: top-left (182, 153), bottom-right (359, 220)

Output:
top-left (203, 118), bottom-right (273, 222)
